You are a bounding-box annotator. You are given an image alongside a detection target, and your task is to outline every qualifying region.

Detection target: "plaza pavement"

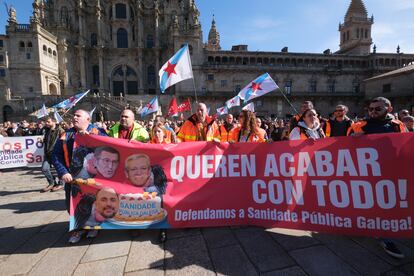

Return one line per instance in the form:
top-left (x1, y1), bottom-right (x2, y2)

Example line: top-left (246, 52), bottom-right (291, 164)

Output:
top-left (0, 168), bottom-right (414, 276)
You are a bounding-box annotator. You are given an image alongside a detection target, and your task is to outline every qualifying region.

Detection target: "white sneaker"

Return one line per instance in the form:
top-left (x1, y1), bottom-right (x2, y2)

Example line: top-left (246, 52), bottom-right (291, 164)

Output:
top-left (86, 229), bottom-right (99, 238)
top-left (68, 230), bottom-right (85, 244)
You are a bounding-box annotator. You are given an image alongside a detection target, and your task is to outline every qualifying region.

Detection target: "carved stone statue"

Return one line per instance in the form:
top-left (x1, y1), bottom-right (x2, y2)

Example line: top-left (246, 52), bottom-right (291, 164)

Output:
top-left (8, 5), bottom-right (17, 23)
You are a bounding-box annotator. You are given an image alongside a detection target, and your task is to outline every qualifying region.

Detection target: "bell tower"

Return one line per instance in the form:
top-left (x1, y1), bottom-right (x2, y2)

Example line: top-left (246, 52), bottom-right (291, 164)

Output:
top-left (337, 0), bottom-right (373, 55)
top-left (206, 15), bottom-right (221, 51)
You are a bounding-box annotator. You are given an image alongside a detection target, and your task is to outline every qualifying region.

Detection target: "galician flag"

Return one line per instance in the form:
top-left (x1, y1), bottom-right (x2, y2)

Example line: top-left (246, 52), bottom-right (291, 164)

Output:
top-left (159, 44), bottom-right (193, 93)
top-left (53, 109), bottom-right (64, 123)
top-left (242, 102), bottom-right (255, 112)
top-left (89, 106), bottom-right (96, 118)
top-left (226, 95), bottom-right (241, 109)
top-left (140, 97), bottom-right (159, 117)
top-left (216, 106), bottom-right (228, 116)
top-left (238, 73), bottom-right (278, 103)
top-left (53, 90), bottom-right (90, 109)
top-left (37, 104), bottom-right (49, 119)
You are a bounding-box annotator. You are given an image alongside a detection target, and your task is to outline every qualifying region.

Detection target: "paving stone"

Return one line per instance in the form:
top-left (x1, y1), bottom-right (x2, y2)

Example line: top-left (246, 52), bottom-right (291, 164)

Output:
top-left (202, 227), bottom-right (238, 249)
top-left (262, 266), bottom-right (307, 276)
top-left (81, 230), bottom-right (131, 263)
top-left (165, 235), bottom-right (214, 275)
top-left (28, 233), bottom-right (91, 276)
top-left (383, 271), bottom-right (409, 276)
top-left (351, 237), bottom-right (414, 266)
top-left (167, 228), bottom-right (201, 239)
top-left (73, 256), bottom-right (127, 276)
top-left (314, 233), bottom-right (392, 275)
top-left (267, 227), bottom-right (320, 251)
top-left (17, 210), bottom-right (62, 228)
top-left (0, 231), bottom-right (65, 275)
top-left (39, 213), bottom-right (69, 233)
top-left (0, 225), bottom-right (42, 260)
top-left (125, 268), bottom-right (165, 276)
top-left (399, 262), bottom-right (414, 275)
top-left (125, 233), bottom-right (165, 272)
top-left (290, 245), bottom-right (360, 276)
top-left (210, 244), bottom-right (257, 276)
top-left (165, 264), bottom-right (215, 276)
top-left (234, 227), bottom-right (295, 272)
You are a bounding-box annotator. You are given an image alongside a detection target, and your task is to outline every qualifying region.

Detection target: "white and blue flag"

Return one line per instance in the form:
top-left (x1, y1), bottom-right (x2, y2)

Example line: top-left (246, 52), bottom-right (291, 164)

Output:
top-left (238, 73), bottom-right (278, 103)
top-left (159, 44), bottom-right (194, 93)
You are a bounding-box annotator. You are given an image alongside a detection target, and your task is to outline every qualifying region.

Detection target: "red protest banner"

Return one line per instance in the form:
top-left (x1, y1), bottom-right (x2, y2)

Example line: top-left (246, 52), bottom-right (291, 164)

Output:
top-left (70, 133), bottom-right (414, 238)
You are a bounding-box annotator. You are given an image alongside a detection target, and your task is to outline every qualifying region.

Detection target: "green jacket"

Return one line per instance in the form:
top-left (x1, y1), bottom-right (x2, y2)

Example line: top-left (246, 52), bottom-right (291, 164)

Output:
top-left (109, 122), bottom-right (149, 142)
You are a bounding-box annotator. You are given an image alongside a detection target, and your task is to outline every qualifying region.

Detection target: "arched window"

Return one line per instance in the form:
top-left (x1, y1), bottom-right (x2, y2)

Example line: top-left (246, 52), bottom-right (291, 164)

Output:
top-left (92, 65), bottom-right (99, 85)
top-left (48, 48), bottom-right (52, 55)
top-left (147, 66), bottom-right (156, 85)
top-left (27, 41), bottom-right (33, 48)
top-left (115, 3), bottom-right (127, 19)
top-left (53, 50), bottom-right (57, 58)
top-left (112, 65), bottom-right (138, 96)
top-left (117, 28), bottom-right (128, 48)
top-left (19, 41), bottom-right (25, 51)
top-left (49, 83), bottom-right (58, 95)
top-left (91, 33), bottom-right (97, 47)
top-left (146, 35), bottom-right (154, 48)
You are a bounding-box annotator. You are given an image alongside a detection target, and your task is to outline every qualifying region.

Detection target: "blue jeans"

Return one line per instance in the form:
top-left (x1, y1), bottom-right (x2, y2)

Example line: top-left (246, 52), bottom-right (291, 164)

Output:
top-left (41, 160), bottom-right (56, 186)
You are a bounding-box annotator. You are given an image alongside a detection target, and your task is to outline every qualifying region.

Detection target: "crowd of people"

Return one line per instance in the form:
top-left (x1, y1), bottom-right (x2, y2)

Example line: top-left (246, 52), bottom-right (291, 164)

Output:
top-left (1, 96), bottom-right (413, 257)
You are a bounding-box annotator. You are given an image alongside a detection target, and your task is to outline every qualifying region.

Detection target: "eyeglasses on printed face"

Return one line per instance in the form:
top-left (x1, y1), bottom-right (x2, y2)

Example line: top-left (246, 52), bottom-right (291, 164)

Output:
top-left (368, 106), bottom-right (384, 112)
top-left (98, 158), bottom-right (119, 166)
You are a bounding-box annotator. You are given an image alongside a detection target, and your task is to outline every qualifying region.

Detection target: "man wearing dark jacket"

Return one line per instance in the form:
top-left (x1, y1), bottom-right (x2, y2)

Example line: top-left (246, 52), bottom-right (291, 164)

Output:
top-left (41, 117), bottom-right (65, 192)
top-left (52, 109), bottom-right (107, 244)
top-left (348, 97), bottom-right (407, 259)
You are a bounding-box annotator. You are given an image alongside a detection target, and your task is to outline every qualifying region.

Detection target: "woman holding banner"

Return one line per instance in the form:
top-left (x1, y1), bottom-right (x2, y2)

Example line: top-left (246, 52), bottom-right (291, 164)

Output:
top-left (289, 108), bottom-right (326, 140)
top-left (230, 110), bottom-right (266, 143)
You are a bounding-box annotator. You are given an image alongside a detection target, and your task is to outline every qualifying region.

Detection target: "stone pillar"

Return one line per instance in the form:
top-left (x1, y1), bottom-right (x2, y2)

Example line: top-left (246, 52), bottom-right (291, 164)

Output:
top-left (79, 46), bottom-right (86, 88)
top-left (122, 64), bottom-right (127, 95)
top-left (138, 50), bottom-right (144, 94)
top-left (98, 48), bottom-right (104, 92)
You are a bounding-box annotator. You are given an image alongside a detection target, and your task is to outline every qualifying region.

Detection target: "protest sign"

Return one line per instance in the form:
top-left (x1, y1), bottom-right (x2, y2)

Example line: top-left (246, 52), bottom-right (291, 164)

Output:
top-left (69, 133), bottom-right (414, 238)
top-left (0, 136), bottom-right (44, 169)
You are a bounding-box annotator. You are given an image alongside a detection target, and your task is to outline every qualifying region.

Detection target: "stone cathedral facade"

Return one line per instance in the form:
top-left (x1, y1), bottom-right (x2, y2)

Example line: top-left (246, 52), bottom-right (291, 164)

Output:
top-left (0, 0), bottom-right (414, 121)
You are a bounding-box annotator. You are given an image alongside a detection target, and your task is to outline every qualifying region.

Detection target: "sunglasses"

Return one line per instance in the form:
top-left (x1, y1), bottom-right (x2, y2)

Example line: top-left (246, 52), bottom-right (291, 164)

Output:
top-left (368, 106), bottom-right (384, 112)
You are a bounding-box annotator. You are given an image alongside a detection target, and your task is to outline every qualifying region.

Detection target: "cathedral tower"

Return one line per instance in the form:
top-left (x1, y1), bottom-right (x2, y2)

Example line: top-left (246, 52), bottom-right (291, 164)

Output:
top-left (337, 0), bottom-right (373, 55)
top-left (206, 15), bottom-right (220, 51)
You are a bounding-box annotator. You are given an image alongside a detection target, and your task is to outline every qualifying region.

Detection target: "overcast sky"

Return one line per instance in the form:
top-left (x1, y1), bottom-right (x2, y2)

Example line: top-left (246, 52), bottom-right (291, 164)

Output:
top-left (1, 0), bottom-right (413, 54)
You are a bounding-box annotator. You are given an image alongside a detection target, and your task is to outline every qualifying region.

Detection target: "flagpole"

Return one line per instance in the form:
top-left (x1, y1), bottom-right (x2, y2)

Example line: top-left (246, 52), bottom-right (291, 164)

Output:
top-left (277, 88), bottom-right (299, 115)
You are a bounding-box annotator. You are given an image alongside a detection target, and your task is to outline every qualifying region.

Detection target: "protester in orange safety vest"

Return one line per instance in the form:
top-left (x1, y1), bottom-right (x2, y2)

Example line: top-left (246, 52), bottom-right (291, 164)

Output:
top-left (177, 102), bottom-right (220, 142)
top-left (347, 96), bottom-right (407, 259)
top-left (219, 114), bottom-right (236, 142)
top-left (289, 108), bottom-right (325, 140)
top-left (323, 104), bottom-right (354, 137)
top-left (230, 110), bottom-right (266, 143)
top-left (347, 97), bottom-right (407, 136)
